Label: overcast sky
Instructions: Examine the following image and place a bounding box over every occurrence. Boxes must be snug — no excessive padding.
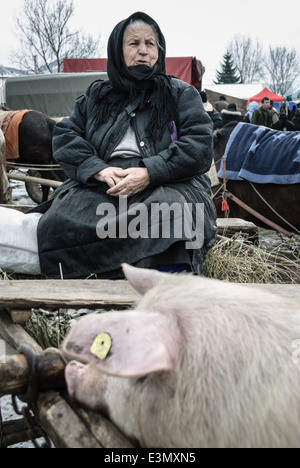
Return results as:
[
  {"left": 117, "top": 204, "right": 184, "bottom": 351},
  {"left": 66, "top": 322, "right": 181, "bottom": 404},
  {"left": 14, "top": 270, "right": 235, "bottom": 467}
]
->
[{"left": 1, "top": 0, "right": 299, "bottom": 86}]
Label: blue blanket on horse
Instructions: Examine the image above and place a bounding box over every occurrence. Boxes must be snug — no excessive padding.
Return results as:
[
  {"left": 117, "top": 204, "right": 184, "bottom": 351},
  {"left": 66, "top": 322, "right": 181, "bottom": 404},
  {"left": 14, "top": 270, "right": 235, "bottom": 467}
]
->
[{"left": 218, "top": 122, "right": 300, "bottom": 184}]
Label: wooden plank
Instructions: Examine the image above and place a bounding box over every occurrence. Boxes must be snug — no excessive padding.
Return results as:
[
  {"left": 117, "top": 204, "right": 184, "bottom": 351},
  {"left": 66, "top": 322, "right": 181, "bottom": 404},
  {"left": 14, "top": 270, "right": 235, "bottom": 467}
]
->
[
  {"left": 0, "top": 312, "right": 42, "bottom": 353},
  {"left": 71, "top": 405, "right": 135, "bottom": 449},
  {"left": 9, "top": 310, "right": 32, "bottom": 324},
  {"left": 240, "top": 284, "right": 300, "bottom": 301},
  {"left": 217, "top": 218, "right": 258, "bottom": 239},
  {"left": 0, "top": 280, "right": 141, "bottom": 310},
  {"left": 217, "top": 218, "right": 257, "bottom": 230},
  {"left": 1, "top": 277, "right": 299, "bottom": 313},
  {"left": 36, "top": 391, "right": 102, "bottom": 448}
]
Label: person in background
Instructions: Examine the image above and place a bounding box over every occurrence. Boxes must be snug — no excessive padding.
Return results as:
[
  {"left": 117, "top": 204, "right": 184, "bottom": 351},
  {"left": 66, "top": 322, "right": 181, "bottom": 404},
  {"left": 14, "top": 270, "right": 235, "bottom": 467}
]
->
[
  {"left": 214, "top": 95, "right": 228, "bottom": 113},
  {"left": 272, "top": 103, "right": 296, "bottom": 131},
  {"left": 290, "top": 105, "right": 297, "bottom": 120},
  {"left": 243, "top": 101, "right": 258, "bottom": 123},
  {"left": 251, "top": 97, "right": 273, "bottom": 128},
  {"left": 292, "top": 104, "right": 300, "bottom": 130},
  {"left": 220, "top": 102, "right": 242, "bottom": 126},
  {"left": 200, "top": 90, "right": 223, "bottom": 130},
  {"left": 269, "top": 100, "right": 279, "bottom": 125}
]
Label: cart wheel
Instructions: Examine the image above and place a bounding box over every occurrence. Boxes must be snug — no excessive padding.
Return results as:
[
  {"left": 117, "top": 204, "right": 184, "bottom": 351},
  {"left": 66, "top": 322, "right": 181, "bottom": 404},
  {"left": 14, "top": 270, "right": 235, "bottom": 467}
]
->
[{"left": 25, "top": 170, "right": 54, "bottom": 204}]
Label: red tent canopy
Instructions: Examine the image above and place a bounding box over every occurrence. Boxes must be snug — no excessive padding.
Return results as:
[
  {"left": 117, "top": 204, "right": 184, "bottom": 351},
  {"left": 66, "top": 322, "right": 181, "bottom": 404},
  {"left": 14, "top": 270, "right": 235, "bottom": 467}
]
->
[
  {"left": 63, "top": 57, "right": 205, "bottom": 89},
  {"left": 247, "top": 87, "right": 284, "bottom": 103}
]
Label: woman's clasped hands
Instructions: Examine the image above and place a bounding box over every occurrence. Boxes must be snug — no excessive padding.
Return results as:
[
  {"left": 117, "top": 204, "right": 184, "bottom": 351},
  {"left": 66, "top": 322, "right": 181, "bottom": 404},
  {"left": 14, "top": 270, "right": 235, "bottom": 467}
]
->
[{"left": 93, "top": 166, "right": 150, "bottom": 197}]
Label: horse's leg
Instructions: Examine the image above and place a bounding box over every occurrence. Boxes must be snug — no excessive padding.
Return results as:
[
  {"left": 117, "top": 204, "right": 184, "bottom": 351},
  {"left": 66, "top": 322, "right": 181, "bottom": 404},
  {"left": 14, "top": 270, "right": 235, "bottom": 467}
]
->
[
  {"left": 0, "top": 130, "right": 12, "bottom": 204},
  {"left": 18, "top": 112, "right": 56, "bottom": 204}
]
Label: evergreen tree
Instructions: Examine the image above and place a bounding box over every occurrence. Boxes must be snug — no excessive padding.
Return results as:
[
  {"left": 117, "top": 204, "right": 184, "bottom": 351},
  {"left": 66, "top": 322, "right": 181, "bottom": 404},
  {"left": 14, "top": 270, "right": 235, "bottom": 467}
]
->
[{"left": 214, "top": 52, "right": 240, "bottom": 84}]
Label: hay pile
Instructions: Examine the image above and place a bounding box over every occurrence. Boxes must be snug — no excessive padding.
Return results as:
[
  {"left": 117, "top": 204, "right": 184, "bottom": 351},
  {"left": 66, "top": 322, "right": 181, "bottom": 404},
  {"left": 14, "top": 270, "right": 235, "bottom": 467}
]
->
[
  {"left": 204, "top": 235, "right": 300, "bottom": 284},
  {"left": 0, "top": 269, "right": 13, "bottom": 281},
  {"left": 23, "top": 310, "right": 72, "bottom": 349}
]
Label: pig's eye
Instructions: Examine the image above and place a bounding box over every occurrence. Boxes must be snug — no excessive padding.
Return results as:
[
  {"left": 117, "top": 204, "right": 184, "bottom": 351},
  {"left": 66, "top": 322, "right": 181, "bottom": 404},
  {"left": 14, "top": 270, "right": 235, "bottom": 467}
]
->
[{"left": 136, "top": 376, "right": 148, "bottom": 385}]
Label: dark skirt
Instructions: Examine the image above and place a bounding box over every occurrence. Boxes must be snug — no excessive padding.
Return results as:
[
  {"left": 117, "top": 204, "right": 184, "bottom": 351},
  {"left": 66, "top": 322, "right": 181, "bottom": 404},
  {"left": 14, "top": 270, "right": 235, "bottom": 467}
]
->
[{"left": 35, "top": 159, "right": 217, "bottom": 279}]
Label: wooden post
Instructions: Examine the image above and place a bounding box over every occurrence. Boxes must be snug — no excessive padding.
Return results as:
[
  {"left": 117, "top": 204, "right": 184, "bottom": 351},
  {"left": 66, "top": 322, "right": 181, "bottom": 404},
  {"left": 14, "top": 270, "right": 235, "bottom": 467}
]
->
[{"left": 0, "top": 348, "right": 66, "bottom": 398}]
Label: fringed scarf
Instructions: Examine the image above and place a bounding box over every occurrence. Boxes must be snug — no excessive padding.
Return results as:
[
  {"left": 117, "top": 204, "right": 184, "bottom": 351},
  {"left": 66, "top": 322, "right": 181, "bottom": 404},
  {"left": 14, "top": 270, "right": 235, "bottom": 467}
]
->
[{"left": 92, "top": 12, "right": 178, "bottom": 141}]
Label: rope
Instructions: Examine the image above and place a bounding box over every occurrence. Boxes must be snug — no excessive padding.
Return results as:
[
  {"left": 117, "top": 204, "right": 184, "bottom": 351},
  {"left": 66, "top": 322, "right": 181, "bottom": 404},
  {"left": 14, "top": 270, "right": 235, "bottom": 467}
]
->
[
  {"left": 221, "top": 157, "right": 229, "bottom": 215},
  {"left": 249, "top": 181, "right": 300, "bottom": 236}
]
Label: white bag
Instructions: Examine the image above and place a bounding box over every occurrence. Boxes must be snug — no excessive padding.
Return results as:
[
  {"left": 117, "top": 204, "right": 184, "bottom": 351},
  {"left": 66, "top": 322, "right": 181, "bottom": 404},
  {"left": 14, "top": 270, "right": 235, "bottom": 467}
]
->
[{"left": 0, "top": 207, "right": 42, "bottom": 274}]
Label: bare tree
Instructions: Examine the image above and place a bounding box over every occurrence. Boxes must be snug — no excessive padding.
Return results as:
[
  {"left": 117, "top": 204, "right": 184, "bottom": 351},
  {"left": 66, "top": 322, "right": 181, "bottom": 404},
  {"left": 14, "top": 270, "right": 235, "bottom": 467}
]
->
[
  {"left": 11, "top": 0, "right": 101, "bottom": 73},
  {"left": 264, "top": 46, "right": 300, "bottom": 96},
  {"left": 228, "top": 35, "right": 265, "bottom": 83}
]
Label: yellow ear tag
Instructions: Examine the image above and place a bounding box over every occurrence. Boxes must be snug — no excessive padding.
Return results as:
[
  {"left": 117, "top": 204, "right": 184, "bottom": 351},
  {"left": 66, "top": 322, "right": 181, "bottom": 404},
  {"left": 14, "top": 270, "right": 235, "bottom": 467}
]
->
[{"left": 90, "top": 333, "right": 112, "bottom": 360}]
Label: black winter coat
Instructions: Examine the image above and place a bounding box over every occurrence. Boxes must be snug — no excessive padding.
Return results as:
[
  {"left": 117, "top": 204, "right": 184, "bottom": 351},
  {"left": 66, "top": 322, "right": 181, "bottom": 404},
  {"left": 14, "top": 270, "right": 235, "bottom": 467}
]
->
[
  {"left": 292, "top": 113, "right": 300, "bottom": 131},
  {"left": 53, "top": 78, "right": 214, "bottom": 188},
  {"left": 272, "top": 114, "right": 296, "bottom": 131},
  {"left": 31, "top": 78, "right": 217, "bottom": 279}
]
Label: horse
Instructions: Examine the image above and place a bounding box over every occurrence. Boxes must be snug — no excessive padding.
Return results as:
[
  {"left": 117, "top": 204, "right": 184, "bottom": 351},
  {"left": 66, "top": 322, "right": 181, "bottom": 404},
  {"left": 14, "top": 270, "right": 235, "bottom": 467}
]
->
[
  {"left": 0, "top": 106, "right": 66, "bottom": 203},
  {"left": 212, "top": 122, "right": 300, "bottom": 235}
]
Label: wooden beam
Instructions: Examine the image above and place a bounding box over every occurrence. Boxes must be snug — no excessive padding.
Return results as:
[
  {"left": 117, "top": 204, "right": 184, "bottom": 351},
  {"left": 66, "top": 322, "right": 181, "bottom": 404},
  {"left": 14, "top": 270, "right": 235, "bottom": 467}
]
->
[
  {"left": 0, "top": 312, "right": 41, "bottom": 352},
  {"left": 70, "top": 404, "right": 135, "bottom": 449},
  {"left": 7, "top": 173, "right": 62, "bottom": 189},
  {"left": 0, "top": 279, "right": 141, "bottom": 310},
  {"left": 0, "top": 349, "right": 65, "bottom": 398},
  {"left": 217, "top": 217, "right": 258, "bottom": 238},
  {"left": 9, "top": 310, "right": 32, "bottom": 324},
  {"left": 36, "top": 391, "right": 103, "bottom": 448}
]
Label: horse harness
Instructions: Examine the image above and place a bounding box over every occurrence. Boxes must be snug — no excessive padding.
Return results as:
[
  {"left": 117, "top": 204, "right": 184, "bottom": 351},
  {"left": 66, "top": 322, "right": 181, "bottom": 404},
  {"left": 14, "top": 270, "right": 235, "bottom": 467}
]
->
[{"left": 211, "top": 157, "right": 297, "bottom": 238}]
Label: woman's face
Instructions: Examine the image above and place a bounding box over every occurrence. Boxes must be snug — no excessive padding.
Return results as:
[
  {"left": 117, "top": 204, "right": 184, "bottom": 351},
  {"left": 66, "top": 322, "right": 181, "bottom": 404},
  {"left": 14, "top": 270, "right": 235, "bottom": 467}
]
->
[{"left": 123, "top": 24, "right": 159, "bottom": 68}]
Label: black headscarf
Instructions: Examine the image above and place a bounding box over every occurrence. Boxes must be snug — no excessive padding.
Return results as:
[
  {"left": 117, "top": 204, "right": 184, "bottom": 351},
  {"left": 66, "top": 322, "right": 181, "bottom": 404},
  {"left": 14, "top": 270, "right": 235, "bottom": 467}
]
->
[{"left": 94, "top": 12, "right": 177, "bottom": 141}]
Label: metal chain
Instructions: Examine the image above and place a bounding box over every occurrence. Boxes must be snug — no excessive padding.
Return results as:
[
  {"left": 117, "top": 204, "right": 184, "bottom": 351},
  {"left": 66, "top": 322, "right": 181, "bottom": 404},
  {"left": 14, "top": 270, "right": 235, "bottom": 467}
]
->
[
  {"left": 12, "top": 344, "right": 52, "bottom": 448},
  {"left": 0, "top": 345, "right": 52, "bottom": 448},
  {"left": 11, "top": 395, "right": 52, "bottom": 449}
]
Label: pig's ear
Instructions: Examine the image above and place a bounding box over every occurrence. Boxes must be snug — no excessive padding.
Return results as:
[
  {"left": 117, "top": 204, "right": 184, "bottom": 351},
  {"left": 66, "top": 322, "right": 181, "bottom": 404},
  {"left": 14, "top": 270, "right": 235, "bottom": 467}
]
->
[
  {"left": 63, "top": 311, "right": 181, "bottom": 377},
  {"left": 122, "top": 263, "right": 169, "bottom": 295}
]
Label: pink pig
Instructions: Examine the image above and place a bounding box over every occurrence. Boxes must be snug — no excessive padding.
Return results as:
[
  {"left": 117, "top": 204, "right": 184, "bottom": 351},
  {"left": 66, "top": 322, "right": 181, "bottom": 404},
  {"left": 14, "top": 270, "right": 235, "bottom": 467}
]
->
[{"left": 62, "top": 264, "right": 300, "bottom": 448}]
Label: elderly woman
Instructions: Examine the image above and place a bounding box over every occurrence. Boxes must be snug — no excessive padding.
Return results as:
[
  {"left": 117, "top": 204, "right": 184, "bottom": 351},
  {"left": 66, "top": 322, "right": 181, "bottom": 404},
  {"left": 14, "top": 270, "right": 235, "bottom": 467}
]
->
[{"left": 0, "top": 12, "right": 216, "bottom": 278}]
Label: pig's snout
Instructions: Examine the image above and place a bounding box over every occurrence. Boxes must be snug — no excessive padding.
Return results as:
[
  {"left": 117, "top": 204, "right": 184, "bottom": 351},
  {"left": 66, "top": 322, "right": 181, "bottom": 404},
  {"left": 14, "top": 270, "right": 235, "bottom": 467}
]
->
[{"left": 65, "top": 361, "right": 86, "bottom": 399}]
